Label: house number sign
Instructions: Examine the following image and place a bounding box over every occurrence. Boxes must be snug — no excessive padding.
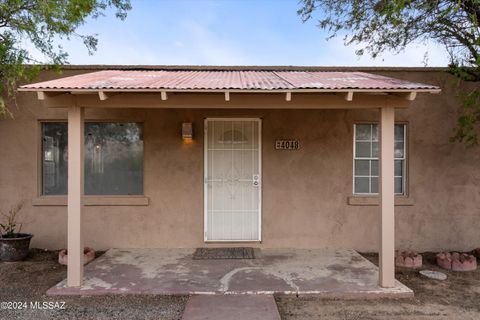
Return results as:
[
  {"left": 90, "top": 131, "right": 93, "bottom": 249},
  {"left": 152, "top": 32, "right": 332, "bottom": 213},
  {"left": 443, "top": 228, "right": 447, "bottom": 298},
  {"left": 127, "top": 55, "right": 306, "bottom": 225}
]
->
[{"left": 275, "top": 139, "right": 300, "bottom": 150}]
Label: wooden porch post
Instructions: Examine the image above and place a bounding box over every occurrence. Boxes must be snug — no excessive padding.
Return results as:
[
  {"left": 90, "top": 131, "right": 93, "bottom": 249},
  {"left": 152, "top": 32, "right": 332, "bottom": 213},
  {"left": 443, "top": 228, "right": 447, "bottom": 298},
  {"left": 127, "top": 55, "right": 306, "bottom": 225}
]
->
[
  {"left": 67, "top": 105, "right": 84, "bottom": 287},
  {"left": 379, "top": 106, "right": 395, "bottom": 288}
]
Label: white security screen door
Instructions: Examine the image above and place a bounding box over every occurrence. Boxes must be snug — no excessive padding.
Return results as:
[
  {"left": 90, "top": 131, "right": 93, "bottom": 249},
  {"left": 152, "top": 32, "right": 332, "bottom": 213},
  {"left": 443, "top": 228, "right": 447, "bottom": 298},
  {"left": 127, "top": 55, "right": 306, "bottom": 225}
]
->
[{"left": 204, "top": 118, "right": 262, "bottom": 241}]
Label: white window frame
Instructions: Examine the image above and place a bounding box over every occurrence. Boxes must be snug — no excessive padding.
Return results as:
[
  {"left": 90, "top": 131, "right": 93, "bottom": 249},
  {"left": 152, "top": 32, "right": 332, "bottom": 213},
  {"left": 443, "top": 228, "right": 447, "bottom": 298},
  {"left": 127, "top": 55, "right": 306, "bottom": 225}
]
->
[{"left": 353, "top": 123, "right": 407, "bottom": 195}]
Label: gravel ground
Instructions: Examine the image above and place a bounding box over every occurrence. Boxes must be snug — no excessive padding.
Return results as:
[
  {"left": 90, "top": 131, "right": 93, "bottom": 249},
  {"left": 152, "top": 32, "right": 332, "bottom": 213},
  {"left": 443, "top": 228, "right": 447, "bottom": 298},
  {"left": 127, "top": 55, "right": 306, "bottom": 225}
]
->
[
  {"left": 276, "top": 252, "right": 480, "bottom": 320},
  {"left": 0, "top": 249, "right": 187, "bottom": 320},
  {"left": 1, "top": 249, "right": 480, "bottom": 320}
]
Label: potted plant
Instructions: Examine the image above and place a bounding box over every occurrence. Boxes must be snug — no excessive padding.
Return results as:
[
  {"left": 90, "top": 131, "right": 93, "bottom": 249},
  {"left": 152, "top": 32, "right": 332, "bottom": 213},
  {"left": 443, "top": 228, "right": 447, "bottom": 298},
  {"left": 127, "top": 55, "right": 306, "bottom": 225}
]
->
[{"left": 0, "top": 202, "right": 33, "bottom": 261}]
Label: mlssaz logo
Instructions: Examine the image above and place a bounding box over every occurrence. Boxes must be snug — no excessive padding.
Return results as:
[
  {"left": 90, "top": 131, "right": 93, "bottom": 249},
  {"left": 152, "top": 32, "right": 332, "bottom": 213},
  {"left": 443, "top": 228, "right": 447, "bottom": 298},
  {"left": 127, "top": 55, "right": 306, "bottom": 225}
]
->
[{"left": 30, "top": 301, "right": 66, "bottom": 310}]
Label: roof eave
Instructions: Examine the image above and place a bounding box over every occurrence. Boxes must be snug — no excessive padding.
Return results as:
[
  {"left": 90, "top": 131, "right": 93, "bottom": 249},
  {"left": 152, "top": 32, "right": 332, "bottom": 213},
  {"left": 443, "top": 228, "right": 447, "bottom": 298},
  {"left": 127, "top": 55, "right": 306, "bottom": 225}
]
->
[{"left": 17, "top": 87, "right": 441, "bottom": 94}]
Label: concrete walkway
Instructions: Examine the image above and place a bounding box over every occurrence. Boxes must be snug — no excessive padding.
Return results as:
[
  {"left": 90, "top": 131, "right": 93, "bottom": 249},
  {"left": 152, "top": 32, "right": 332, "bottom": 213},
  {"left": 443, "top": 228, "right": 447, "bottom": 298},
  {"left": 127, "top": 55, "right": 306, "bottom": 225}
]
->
[
  {"left": 47, "top": 249, "right": 412, "bottom": 298},
  {"left": 182, "top": 295, "right": 280, "bottom": 320}
]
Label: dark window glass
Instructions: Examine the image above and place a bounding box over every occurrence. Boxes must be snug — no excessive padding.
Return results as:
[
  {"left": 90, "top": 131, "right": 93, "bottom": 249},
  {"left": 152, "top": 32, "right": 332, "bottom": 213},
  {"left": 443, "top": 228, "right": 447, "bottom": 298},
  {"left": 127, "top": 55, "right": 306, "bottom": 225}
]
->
[
  {"left": 41, "top": 122, "right": 144, "bottom": 195},
  {"left": 42, "top": 123, "right": 68, "bottom": 195}
]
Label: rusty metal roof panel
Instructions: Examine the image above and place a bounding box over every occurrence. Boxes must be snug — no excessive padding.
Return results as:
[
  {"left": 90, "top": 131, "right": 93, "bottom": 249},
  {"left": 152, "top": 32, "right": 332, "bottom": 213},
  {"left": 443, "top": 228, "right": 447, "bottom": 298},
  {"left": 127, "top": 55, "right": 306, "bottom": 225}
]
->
[
  {"left": 275, "top": 71, "right": 436, "bottom": 90},
  {"left": 20, "top": 69, "right": 439, "bottom": 91}
]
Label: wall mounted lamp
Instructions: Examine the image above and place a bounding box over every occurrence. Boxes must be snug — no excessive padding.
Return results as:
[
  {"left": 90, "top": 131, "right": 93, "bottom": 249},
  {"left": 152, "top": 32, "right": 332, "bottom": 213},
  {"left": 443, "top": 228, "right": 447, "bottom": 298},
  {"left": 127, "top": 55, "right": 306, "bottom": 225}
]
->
[{"left": 182, "top": 122, "right": 193, "bottom": 143}]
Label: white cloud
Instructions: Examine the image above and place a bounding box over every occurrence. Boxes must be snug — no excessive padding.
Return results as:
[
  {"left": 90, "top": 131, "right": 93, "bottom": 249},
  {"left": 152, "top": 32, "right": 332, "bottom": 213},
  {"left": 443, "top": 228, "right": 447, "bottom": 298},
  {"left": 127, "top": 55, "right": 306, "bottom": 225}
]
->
[
  {"left": 315, "top": 36, "right": 449, "bottom": 67},
  {"left": 15, "top": 1, "right": 450, "bottom": 68}
]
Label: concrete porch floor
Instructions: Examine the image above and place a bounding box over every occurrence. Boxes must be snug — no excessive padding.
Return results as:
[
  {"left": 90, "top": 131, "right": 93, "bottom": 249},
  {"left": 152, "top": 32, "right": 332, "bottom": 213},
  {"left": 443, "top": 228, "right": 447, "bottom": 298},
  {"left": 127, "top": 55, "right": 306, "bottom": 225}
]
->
[{"left": 47, "top": 249, "right": 413, "bottom": 298}]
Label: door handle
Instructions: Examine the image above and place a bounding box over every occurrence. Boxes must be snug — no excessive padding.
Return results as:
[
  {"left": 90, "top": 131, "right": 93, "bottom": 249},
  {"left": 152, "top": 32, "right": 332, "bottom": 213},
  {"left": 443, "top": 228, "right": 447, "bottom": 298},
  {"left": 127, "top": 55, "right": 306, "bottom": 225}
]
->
[{"left": 253, "top": 174, "right": 260, "bottom": 186}]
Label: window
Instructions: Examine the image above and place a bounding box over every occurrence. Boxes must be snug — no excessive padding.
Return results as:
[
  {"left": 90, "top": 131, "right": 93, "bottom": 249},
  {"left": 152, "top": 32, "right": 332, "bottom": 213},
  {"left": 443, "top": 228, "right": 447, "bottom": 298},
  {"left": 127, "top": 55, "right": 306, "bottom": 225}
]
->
[
  {"left": 42, "top": 123, "right": 68, "bottom": 195},
  {"left": 353, "top": 123, "right": 406, "bottom": 195},
  {"left": 42, "top": 122, "right": 144, "bottom": 195}
]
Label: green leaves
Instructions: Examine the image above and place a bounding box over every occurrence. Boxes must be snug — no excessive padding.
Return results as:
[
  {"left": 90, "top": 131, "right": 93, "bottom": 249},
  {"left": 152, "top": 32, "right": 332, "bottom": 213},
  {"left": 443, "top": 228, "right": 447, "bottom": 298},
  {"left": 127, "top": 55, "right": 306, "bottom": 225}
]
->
[
  {"left": 0, "top": 0, "right": 131, "bottom": 117},
  {"left": 451, "top": 88, "right": 480, "bottom": 147},
  {"left": 298, "top": 0, "right": 480, "bottom": 147}
]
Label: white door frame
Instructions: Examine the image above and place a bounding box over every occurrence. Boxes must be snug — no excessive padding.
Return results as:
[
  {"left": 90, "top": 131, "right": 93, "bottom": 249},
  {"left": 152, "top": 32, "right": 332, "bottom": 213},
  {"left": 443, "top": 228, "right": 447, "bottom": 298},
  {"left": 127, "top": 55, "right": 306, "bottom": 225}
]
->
[{"left": 203, "top": 117, "right": 262, "bottom": 242}]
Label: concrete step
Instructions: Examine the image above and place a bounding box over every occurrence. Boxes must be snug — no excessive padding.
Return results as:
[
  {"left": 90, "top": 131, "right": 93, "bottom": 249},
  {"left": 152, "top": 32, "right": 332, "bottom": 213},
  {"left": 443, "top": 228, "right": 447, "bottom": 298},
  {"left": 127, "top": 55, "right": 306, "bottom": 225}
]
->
[{"left": 181, "top": 294, "right": 281, "bottom": 320}]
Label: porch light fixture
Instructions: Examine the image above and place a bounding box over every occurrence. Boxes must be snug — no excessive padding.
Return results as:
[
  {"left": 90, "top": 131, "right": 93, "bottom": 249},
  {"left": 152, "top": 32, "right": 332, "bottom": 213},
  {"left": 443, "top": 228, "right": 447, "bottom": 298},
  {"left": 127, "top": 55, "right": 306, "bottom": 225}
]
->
[{"left": 182, "top": 122, "right": 193, "bottom": 143}]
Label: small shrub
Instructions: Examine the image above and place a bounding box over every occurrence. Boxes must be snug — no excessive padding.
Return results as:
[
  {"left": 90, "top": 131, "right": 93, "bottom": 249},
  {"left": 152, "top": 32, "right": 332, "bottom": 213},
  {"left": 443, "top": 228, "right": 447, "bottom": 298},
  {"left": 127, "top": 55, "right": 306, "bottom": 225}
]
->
[{"left": 0, "top": 202, "right": 24, "bottom": 238}]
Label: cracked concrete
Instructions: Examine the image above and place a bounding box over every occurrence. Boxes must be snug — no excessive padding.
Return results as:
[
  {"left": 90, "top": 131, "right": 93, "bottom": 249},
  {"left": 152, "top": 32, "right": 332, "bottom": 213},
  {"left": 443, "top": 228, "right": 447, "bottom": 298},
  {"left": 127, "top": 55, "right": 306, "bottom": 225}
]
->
[{"left": 47, "top": 249, "right": 412, "bottom": 298}]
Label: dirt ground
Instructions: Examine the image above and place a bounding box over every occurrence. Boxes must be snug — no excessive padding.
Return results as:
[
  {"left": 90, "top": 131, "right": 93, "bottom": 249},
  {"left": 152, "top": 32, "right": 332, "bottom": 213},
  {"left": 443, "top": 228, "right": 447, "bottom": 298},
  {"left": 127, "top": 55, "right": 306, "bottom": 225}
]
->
[
  {"left": 0, "top": 250, "right": 479, "bottom": 320},
  {"left": 277, "top": 252, "right": 480, "bottom": 320},
  {"left": 0, "top": 249, "right": 187, "bottom": 320}
]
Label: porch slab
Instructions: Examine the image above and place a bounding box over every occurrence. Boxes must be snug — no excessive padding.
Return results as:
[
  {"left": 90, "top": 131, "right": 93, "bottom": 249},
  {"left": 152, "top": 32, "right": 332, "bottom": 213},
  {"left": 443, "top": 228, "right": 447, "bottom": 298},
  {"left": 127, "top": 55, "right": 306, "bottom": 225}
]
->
[
  {"left": 181, "top": 295, "right": 280, "bottom": 320},
  {"left": 47, "top": 249, "right": 413, "bottom": 298}
]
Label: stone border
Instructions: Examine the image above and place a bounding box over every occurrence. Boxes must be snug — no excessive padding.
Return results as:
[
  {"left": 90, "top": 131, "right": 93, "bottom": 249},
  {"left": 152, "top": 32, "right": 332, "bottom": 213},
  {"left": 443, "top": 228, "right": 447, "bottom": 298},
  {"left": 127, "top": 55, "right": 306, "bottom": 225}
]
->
[
  {"left": 395, "top": 250, "right": 422, "bottom": 268},
  {"left": 59, "top": 247, "right": 96, "bottom": 265},
  {"left": 436, "top": 252, "right": 477, "bottom": 271}
]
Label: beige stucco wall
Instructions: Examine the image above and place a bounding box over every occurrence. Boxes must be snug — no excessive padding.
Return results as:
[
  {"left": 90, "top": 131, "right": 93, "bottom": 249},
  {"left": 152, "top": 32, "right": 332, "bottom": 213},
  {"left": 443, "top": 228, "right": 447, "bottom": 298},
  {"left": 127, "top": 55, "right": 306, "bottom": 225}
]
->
[{"left": 1, "top": 67, "right": 479, "bottom": 252}]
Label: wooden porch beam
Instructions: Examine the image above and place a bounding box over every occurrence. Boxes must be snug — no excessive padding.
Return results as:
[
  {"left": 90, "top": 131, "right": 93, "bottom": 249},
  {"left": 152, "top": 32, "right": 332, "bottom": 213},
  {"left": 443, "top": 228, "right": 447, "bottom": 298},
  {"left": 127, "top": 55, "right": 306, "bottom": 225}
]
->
[
  {"left": 67, "top": 105, "right": 85, "bottom": 287},
  {"left": 33, "top": 91, "right": 414, "bottom": 109},
  {"left": 379, "top": 105, "right": 396, "bottom": 288},
  {"left": 98, "top": 91, "right": 120, "bottom": 101},
  {"left": 161, "top": 91, "right": 168, "bottom": 101},
  {"left": 37, "top": 92, "right": 74, "bottom": 108},
  {"left": 391, "top": 91, "right": 417, "bottom": 101},
  {"left": 98, "top": 91, "right": 109, "bottom": 101},
  {"left": 37, "top": 91, "right": 66, "bottom": 100},
  {"left": 285, "top": 92, "right": 292, "bottom": 102},
  {"left": 65, "top": 93, "right": 411, "bottom": 109},
  {"left": 344, "top": 91, "right": 354, "bottom": 101}
]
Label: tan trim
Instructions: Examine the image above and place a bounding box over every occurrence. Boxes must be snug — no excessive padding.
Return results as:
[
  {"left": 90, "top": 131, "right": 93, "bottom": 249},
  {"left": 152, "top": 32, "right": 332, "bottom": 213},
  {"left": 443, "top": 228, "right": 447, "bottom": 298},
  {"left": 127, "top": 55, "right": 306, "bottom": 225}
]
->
[
  {"left": 342, "top": 91, "right": 354, "bottom": 101},
  {"left": 391, "top": 92, "right": 417, "bottom": 101},
  {"left": 37, "top": 91, "right": 65, "bottom": 100},
  {"left": 405, "top": 121, "right": 411, "bottom": 196},
  {"left": 347, "top": 196, "right": 414, "bottom": 206},
  {"left": 36, "top": 121, "right": 43, "bottom": 197},
  {"left": 285, "top": 92, "right": 292, "bottom": 101},
  {"left": 98, "top": 91, "right": 109, "bottom": 100},
  {"left": 37, "top": 92, "right": 74, "bottom": 107},
  {"left": 32, "top": 196, "right": 150, "bottom": 206},
  {"left": 18, "top": 87, "right": 441, "bottom": 94},
  {"left": 161, "top": 91, "right": 168, "bottom": 101},
  {"left": 39, "top": 92, "right": 414, "bottom": 109}
]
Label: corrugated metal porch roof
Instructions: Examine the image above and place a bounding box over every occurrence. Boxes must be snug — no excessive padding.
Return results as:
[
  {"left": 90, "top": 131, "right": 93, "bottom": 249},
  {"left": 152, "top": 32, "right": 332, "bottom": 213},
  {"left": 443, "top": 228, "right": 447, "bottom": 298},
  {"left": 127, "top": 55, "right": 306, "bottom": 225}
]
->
[{"left": 19, "top": 69, "right": 439, "bottom": 92}]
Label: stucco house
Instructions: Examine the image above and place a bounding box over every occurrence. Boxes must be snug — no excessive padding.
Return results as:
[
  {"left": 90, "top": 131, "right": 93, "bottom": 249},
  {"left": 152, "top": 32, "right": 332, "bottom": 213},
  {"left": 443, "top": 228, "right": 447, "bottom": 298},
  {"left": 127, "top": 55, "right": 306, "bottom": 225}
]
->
[{"left": 2, "top": 65, "right": 478, "bottom": 290}]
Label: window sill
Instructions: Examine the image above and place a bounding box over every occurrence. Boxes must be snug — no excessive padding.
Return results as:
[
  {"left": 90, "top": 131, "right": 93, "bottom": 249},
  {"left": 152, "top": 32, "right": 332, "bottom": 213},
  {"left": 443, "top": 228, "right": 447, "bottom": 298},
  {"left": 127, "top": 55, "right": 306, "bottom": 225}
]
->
[
  {"left": 32, "top": 196, "right": 150, "bottom": 207},
  {"left": 347, "top": 196, "right": 414, "bottom": 206}
]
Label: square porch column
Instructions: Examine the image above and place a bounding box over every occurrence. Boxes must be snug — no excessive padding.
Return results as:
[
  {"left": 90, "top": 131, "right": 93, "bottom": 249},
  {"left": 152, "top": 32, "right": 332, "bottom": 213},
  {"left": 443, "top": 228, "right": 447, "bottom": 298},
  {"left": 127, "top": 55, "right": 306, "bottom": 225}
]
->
[
  {"left": 379, "top": 106, "right": 395, "bottom": 288},
  {"left": 67, "top": 105, "right": 85, "bottom": 287}
]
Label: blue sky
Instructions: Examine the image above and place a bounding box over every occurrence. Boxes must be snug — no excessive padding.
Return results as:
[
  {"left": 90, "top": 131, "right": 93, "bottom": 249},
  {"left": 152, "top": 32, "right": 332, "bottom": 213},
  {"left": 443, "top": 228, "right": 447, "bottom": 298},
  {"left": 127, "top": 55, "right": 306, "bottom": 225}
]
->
[{"left": 46, "top": 0, "right": 449, "bottom": 66}]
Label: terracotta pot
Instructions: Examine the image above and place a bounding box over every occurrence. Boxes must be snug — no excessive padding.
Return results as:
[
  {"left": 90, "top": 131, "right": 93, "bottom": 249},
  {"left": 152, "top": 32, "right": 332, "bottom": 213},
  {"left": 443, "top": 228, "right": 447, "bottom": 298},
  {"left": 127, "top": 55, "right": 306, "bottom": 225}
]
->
[
  {"left": 58, "top": 247, "right": 95, "bottom": 265},
  {"left": 0, "top": 233, "right": 33, "bottom": 261}
]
